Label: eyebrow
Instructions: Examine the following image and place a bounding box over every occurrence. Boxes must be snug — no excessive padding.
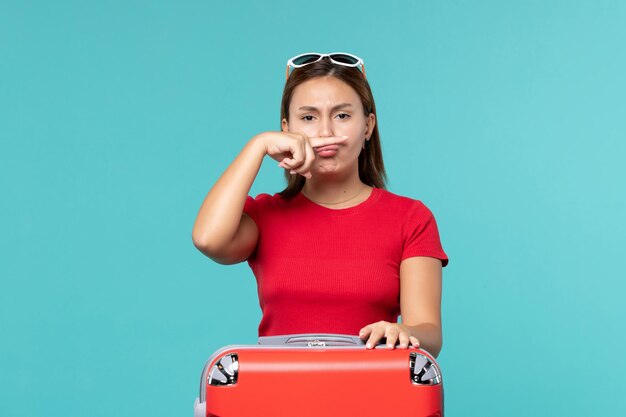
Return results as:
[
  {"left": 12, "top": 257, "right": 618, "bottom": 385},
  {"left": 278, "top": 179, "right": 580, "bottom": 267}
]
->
[{"left": 297, "top": 103, "right": 353, "bottom": 112}]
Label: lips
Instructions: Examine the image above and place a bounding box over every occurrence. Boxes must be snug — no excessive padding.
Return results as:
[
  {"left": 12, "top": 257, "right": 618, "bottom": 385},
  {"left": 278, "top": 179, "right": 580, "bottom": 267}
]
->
[{"left": 315, "top": 145, "right": 339, "bottom": 153}]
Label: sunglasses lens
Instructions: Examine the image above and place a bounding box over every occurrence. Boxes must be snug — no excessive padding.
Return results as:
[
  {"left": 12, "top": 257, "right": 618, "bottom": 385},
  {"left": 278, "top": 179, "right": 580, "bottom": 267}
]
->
[
  {"left": 329, "top": 54, "right": 359, "bottom": 65},
  {"left": 292, "top": 54, "right": 322, "bottom": 66}
]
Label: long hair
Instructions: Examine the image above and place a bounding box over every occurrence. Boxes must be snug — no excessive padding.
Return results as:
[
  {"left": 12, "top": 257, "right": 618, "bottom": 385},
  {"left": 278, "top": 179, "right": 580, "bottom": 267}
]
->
[{"left": 277, "top": 57, "right": 387, "bottom": 200}]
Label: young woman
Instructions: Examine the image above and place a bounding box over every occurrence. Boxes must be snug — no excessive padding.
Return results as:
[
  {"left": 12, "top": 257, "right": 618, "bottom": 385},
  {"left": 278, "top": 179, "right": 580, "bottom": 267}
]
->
[{"left": 192, "top": 53, "right": 449, "bottom": 357}]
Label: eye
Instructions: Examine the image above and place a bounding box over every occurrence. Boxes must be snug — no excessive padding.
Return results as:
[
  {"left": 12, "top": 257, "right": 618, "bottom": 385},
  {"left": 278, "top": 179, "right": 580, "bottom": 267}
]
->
[
  {"left": 301, "top": 115, "right": 315, "bottom": 121},
  {"left": 336, "top": 113, "right": 351, "bottom": 119}
]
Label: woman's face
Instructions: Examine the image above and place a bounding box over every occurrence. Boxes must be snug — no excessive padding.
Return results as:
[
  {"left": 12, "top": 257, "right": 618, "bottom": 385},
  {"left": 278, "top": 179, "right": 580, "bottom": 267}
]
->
[{"left": 282, "top": 76, "right": 375, "bottom": 177}]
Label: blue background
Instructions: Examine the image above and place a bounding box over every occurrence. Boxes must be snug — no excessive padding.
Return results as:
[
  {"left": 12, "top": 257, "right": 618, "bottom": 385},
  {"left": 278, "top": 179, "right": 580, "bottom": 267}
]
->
[{"left": 1, "top": 1, "right": 625, "bottom": 416}]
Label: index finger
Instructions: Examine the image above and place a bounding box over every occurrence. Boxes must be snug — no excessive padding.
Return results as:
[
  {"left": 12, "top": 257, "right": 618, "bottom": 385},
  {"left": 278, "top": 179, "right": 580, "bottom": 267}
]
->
[
  {"left": 366, "top": 328, "right": 386, "bottom": 349},
  {"left": 309, "top": 136, "right": 349, "bottom": 148}
]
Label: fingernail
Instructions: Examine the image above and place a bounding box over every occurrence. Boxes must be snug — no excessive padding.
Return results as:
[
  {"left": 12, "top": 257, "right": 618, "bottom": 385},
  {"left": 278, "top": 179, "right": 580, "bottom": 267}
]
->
[
  {"left": 387, "top": 343, "right": 393, "bottom": 349},
  {"left": 290, "top": 170, "right": 296, "bottom": 174},
  {"left": 366, "top": 343, "right": 371, "bottom": 348}
]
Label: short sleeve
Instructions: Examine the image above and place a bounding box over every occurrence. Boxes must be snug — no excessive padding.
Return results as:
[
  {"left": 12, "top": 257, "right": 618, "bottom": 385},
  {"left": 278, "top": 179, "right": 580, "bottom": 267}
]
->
[
  {"left": 401, "top": 201, "right": 449, "bottom": 267},
  {"left": 243, "top": 193, "right": 274, "bottom": 233},
  {"left": 243, "top": 195, "right": 260, "bottom": 226}
]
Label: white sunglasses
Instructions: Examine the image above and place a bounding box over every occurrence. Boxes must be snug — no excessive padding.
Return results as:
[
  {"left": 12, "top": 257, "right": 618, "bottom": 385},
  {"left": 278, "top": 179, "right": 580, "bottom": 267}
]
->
[{"left": 286, "top": 52, "right": 366, "bottom": 80}]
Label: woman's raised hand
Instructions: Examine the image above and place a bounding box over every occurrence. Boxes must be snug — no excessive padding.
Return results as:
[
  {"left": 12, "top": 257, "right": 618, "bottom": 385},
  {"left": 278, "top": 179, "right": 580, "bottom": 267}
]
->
[{"left": 257, "top": 131, "right": 348, "bottom": 178}]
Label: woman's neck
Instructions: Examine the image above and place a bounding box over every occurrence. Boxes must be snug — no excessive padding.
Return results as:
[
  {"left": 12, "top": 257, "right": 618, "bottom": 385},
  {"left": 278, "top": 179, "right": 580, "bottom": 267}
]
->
[{"left": 301, "top": 174, "right": 371, "bottom": 208}]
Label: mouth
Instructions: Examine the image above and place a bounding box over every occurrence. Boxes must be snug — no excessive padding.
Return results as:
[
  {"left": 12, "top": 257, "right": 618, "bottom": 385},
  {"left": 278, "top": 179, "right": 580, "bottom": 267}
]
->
[{"left": 314, "top": 145, "right": 339, "bottom": 157}]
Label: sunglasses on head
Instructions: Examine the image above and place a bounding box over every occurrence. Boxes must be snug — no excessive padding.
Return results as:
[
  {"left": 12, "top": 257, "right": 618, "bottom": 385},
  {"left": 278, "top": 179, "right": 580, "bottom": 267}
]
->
[{"left": 285, "top": 52, "right": 366, "bottom": 80}]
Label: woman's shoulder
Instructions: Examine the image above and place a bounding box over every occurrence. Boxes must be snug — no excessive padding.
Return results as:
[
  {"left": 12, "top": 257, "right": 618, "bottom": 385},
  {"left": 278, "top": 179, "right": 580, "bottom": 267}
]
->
[
  {"left": 377, "top": 188, "right": 431, "bottom": 212},
  {"left": 247, "top": 192, "right": 289, "bottom": 204},
  {"left": 246, "top": 192, "right": 294, "bottom": 211}
]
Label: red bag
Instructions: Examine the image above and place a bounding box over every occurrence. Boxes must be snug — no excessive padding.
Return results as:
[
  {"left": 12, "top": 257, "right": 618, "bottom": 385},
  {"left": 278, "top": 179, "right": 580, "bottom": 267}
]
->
[{"left": 194, "top": 333, "right": 444, "bottom": 416}]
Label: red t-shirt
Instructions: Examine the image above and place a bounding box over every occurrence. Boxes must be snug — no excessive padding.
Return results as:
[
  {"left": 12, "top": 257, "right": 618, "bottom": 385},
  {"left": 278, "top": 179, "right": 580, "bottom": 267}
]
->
[{"left": 243, "top": 187, "right": 448, "bottom": 337}]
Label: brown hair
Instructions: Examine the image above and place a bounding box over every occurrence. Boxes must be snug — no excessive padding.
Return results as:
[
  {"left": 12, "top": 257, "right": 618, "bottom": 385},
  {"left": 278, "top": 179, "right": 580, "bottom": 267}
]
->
[{"left": 277, "top": 57, "right": 387, "bottom": 200}]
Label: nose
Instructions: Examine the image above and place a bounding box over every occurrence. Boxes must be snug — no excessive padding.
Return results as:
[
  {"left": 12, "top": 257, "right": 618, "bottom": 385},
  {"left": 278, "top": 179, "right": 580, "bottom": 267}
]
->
[{"left": 318, "top": 116, "right": 333, "bottom": 138}]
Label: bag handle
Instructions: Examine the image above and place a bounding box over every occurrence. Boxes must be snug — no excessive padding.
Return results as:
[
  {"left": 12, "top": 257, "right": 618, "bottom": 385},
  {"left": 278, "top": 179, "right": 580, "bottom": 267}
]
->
[{"left": 258, "top": 333, "right": 382, "bottom": 347}]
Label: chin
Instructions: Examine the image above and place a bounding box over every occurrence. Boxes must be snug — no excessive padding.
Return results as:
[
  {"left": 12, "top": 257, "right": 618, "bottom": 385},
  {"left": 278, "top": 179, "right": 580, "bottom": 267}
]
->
[
  {"left": 314, "top": 162, "right": 340, "bottom": 172},
  {"left": 312, "top": 169, "right": 346, "bottom": 180}
]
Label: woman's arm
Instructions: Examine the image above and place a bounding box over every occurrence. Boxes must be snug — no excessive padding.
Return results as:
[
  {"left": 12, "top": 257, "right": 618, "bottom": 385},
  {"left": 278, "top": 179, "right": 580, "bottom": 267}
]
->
[
  {"left": 358, "top": 257, "right": 443, "bottom": 357},
  {"left": 191, "top": 135, "right": 267, "bottom": 264},
  {"left": 399, "top": 256, "right": 443, "bottom": 357},
  {"left": 192, "top": 132, "right": 348, "bottom": 264}
]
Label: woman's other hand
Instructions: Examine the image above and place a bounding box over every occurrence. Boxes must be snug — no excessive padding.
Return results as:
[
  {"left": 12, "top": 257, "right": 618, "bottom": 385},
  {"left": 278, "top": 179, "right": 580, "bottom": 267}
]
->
[
  {"left": 256, "top": 131, "right": 348, "bottom": 178},
  {"left": 358, "top": 321, "right": 421, "bottom": 350}
]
